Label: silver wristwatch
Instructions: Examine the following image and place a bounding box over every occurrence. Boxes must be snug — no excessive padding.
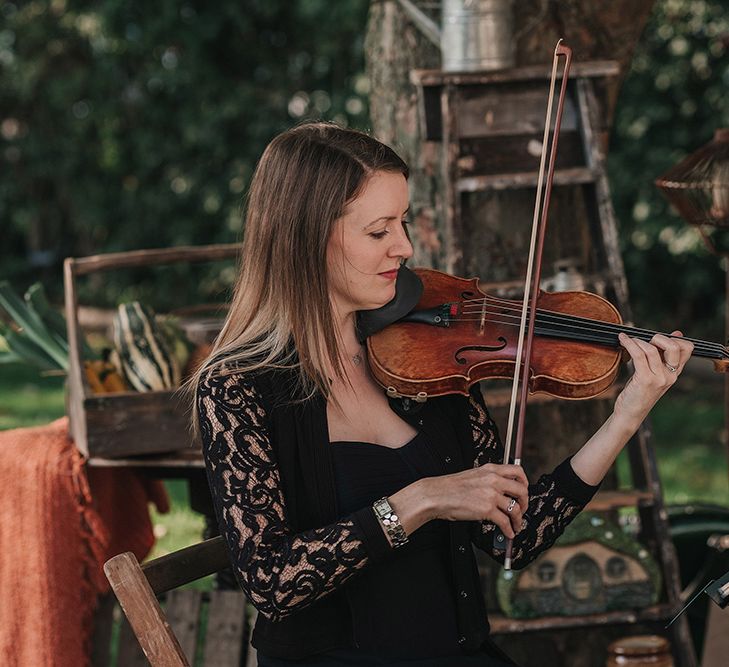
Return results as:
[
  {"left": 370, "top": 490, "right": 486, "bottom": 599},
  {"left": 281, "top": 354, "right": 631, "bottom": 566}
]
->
[{"left": 373, "top": 496, "right": 409, "bottom": 548}]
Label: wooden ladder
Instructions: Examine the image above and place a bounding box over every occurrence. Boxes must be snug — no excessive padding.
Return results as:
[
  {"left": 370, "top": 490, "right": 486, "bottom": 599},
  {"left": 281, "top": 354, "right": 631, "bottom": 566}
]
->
[{"left": 412, "top": 61, "right": 697, "bottom": 667}]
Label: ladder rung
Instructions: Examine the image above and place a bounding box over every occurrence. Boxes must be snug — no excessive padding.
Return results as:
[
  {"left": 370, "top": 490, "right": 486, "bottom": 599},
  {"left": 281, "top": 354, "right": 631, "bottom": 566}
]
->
[{"left": 457, "top": 167, "right": 596, "bottom": 192}]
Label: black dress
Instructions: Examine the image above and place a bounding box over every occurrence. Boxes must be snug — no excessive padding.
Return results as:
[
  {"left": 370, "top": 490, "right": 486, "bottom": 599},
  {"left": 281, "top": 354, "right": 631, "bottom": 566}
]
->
[{"left": 258, "top": 431, "right": 517, "bottom": 666}]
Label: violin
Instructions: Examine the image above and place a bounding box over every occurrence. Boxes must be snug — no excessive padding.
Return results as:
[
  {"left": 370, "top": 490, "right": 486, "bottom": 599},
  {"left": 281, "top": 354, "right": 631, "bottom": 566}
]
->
[{"left": 365, "top": 267, "right": 729, "bottom": 402}]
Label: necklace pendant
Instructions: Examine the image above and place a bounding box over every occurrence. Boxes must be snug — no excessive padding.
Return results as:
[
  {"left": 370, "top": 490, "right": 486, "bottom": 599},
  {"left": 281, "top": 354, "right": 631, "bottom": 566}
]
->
[{"left": 352, "top": 353, "right": 362, "bottom": 366}]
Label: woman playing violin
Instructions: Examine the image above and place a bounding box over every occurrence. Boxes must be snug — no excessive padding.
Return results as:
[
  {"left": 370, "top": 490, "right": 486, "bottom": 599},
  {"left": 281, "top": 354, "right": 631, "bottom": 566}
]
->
[{"left": 193, "top": 122, "right": 693, "bottom": 666}]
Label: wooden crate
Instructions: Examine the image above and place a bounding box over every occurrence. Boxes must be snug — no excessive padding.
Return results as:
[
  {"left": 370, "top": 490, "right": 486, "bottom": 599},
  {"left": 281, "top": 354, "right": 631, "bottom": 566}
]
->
[{"left": 63, "top": 244, "right": 240, "bottom": 458}]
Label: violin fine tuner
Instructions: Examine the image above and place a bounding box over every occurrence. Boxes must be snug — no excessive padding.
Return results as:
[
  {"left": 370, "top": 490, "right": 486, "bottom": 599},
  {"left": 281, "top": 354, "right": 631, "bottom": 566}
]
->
[{"left": 386, "top": 386, "right": 429, "bottom": 403}]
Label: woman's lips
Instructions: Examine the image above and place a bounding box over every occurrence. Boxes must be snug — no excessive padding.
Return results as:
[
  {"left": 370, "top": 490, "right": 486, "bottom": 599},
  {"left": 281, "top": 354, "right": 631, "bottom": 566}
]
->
[{"left": 378, "top": 270, "right": 399, "bottom": 280}]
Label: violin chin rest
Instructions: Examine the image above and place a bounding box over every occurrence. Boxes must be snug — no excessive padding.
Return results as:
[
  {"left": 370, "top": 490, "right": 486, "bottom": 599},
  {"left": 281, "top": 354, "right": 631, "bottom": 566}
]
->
[{"left": 355, "top": 265, "right": 424, "bottom": 343}]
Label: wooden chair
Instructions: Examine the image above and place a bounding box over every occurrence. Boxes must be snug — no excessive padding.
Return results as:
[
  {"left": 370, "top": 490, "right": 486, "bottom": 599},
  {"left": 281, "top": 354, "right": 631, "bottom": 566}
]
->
[{"left": 103, "top": 535, "right": 256, "bottom": 667}]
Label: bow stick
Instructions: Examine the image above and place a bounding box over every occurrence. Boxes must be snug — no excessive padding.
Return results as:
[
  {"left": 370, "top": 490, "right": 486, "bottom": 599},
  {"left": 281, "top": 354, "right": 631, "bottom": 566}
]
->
[{"left": 502, "top": 40, "right": 573, "bottom": 570}]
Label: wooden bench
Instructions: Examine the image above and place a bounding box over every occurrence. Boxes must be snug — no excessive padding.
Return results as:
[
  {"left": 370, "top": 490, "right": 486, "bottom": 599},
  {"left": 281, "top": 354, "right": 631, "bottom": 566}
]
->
[{"left": 100, "top": 536, "right": 256, "bottom": 666}]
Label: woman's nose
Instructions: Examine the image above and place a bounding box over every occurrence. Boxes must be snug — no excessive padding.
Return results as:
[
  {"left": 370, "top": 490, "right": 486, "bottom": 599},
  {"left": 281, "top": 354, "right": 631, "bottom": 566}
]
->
[{"left": 390, "top": 221, "right": 414, "bottom": 259}]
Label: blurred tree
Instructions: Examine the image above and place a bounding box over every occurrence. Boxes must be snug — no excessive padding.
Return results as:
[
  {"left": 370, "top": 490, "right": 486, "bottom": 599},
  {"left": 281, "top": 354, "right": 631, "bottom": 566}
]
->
[
  {"left": 609, "top": 0, "right": 729, "bottom": 340},
  {"left": 0, "top": 0, "right": 369, "bottom": 308}
]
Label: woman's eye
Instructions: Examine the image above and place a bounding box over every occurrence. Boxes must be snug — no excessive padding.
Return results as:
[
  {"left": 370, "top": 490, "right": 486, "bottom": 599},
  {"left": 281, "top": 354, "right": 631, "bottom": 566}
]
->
[{"left": 369, "top": 229, "right": 389, "bottom": 239}]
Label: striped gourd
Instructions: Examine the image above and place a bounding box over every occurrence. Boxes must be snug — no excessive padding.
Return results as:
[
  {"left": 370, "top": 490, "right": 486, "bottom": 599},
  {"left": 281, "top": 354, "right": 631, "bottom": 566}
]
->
[{"left": 112, "top": 302, "right": 180, "bottom": 391}]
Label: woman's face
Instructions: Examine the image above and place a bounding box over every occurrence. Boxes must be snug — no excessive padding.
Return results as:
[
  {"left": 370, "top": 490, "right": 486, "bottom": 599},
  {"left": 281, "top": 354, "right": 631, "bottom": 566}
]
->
[{"left": 327, "top": 171, "right": 413, "bottom": 316}]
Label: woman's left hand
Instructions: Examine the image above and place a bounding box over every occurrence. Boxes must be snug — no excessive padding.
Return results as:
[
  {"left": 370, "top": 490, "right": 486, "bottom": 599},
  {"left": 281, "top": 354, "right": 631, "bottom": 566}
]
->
[{"left": 613, "top": 330, "right": 694, "bottom": 428}]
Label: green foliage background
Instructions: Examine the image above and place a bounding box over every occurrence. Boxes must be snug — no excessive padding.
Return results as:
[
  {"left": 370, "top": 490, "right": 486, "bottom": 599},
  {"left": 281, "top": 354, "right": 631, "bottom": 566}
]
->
[
  {"left": 0, "top": 0, "right": 369, "bottom": 309},
  {"left": 608, "top": 0, "right": 729, "bottom": 339},
  {"left": 1, "top": 0, "right": 729, "bottom": 334}
]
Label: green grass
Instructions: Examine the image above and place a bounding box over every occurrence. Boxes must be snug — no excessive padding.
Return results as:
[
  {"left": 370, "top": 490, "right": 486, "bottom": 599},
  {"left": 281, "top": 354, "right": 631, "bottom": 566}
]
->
[
  {"left": 616, "top": 371, "right": 729, "bottom": 506},
  {"left": 0, "top": 363, "right": 66, "bottom": 430}
]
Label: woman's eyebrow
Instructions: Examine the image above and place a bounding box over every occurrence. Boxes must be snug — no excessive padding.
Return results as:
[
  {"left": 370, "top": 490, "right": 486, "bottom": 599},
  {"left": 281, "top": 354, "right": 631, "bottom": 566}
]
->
[{"left": 364, "top": 207, "right": 410, "bottom": 229}]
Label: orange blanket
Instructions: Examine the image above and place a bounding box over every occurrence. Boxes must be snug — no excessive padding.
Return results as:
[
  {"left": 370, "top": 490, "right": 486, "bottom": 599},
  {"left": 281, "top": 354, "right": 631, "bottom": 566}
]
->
[{"left": 0, "top": 417, "right": 169, "bottom": 667}]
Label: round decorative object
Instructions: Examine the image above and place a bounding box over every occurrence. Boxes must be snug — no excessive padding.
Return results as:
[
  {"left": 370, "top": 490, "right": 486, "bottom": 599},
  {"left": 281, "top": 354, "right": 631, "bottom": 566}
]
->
[
  {"left": 496, "top": 512, "right": 661, "bottom": 618},
  {"left": 606, "top": 634, "right": 674, "bottom": 667}
]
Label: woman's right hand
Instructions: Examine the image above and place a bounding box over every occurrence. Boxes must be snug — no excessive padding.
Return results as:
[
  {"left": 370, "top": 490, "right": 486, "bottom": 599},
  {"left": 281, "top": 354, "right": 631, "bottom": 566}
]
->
[{"left": 423, "top": 464, "right": 528, "bottom": 539}]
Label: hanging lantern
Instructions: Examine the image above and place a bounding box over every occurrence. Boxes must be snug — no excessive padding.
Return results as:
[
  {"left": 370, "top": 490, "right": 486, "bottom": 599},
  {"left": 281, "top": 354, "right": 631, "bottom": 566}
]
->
[{"left": 656, "top": 129, "right": 729, "bottom": 255}]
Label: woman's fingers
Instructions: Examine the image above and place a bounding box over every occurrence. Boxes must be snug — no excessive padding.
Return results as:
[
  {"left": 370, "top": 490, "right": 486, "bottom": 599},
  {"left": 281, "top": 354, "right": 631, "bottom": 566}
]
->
[{"left": 619, "top": 332, "right": 694, "bottom": 378}]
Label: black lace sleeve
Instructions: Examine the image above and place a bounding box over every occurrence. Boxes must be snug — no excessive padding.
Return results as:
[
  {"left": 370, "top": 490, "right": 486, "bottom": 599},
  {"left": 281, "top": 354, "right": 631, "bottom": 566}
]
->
[
  {"left": 197, "top": 369, "right": 386, "bottom": 621},
  {"left": 466, "top": 387, "right": 600, "bottom": 569}
]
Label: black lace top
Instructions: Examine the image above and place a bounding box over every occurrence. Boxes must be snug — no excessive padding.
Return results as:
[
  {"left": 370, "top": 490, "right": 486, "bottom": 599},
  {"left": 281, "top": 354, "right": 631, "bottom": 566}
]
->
[{"left": 196, "top": 366, "right": 600, "bottom": 659}]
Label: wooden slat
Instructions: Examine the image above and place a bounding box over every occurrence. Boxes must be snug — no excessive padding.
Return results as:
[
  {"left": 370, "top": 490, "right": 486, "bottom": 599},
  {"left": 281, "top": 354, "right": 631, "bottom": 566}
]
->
[
  {"left": 202, "top": 591, "right": 247, "bottom": 667},
  {"left": 411, "top": 61, "right": 621, "bottom": 87},
  {"left": 116, "top": 616, "right": 150, "bottom": 667},
  {"left": 104, "top": 552, "right": 189, "bottom": 667},
  {"left": 143, "top": 537, "right": 231, "bottom": 595},
  {"left": 165, "top": 591, "right": 202, "bottom": 664},
  {"left": 456, "top": 85, "right": 579, "bottom": 139},
  {"left": 458, "top": 167, "right": 595, "bottom": 192},
  {"left": 88, "top": 450, "right": 205, "bottom": 469},
  {"left": 67, "top": 243, "right": 240, "bottom": 277},
  {"left": 489, "top": 602, "right": 676, "bottom": 635}
]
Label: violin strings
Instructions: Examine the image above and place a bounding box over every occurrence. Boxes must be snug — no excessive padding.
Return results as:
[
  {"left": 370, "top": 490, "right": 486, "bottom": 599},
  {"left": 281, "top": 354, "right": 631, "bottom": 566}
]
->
[
  {"left": 445, "top": 300, "right": 728, "bottom": 359},
  {"left": 455, "top": 306, "right": 727, "bottom": 358},
  {"left": 457, "top": 305, "right": 726, "bottom": 357},
  {"left": 457, "top": 293, "right": 727, "bottom": 355},
  {"left": 456, "top": 295, "right": 728, "bottom": 356},
  {"left": 446, "top": 310, "right": 727, "bottom": 359}
]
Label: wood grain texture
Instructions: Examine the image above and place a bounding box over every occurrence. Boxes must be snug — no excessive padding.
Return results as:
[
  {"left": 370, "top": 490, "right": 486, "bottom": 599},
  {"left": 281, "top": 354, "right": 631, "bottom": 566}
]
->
[{"left": 104, "top": 552, "right": 189, "bottom": 667}]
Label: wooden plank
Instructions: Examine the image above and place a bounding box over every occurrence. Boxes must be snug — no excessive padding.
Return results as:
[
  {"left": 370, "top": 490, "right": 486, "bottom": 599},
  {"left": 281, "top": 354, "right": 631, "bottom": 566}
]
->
[
  {"left": 88, "top": 449, "right": 205, "bottom": 469},
  {"left": 458, "top": 167, "right": 595, "bottom": 193},
  {"left": 104, "top": 552, "right": 189, "bottom": 667},
  {"left": 143, "top": 537, "right": 231, "bottom": 595},
  {"left": 68, "top": 243, "right": 240, "bottom": 277},
  {"left": 82, "top": 391, "right": 192, "bottom": 458},
  {"left": 459, "top": 133, "right": 585, "bottom": 177},
  {"left": 489, "top": 603, "right": 675, "bottom": 635},
  {"left": 701, "top": 603, "right": 729, "bottom": 667},
  {"left": 165, "top": 590, "right": 202, "bottom": 664},
  {"left": 442, "top": 83, "right": 463, "bottom": 274},
  {"left": 411, "top": 61, "right": 621, "bottom": 87},
  {"left": 201, "top": 591, "right": 247, "bottom": 667},
  {"left": 117, "top": 615, "right": 149, "bottom": 667},
  {"left": 456, "top": 84, "right": 578, "bottom": 139}
]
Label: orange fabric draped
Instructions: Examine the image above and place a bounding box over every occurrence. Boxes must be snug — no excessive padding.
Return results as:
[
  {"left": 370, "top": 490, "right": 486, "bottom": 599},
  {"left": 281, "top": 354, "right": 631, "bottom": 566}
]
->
[{"left": 0, "top": 417, "right": 169, "bottom": 667}]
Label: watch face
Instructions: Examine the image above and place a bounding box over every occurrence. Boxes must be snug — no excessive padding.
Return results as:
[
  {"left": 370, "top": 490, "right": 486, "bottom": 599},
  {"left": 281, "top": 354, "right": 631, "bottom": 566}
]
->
[{"left": 374, "top": 498, "right": 392, "bottom": 516}]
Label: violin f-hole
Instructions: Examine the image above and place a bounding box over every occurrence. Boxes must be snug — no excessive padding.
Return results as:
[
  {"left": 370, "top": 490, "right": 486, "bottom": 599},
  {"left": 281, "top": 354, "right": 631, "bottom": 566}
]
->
[{"left": 455, "top": 338, "right": 508, "bottom": 365}]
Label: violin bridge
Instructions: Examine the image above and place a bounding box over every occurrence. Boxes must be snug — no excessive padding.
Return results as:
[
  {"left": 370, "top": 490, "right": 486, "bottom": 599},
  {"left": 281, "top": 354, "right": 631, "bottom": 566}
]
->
[{"left": 479, "top": 299, "right": 487, "bottom": 336}]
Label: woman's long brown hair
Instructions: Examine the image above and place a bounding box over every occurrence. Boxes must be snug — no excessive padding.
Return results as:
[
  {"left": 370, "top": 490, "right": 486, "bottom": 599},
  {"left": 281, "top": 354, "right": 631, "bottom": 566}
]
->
[{"left": 187, "top": 121, "right": 408, "bottom": 434}]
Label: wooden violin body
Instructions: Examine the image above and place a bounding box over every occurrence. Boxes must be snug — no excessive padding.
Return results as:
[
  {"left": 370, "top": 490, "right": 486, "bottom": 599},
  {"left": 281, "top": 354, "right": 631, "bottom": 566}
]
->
[{"left": 367, "top": 269, "right": 624, "bottom": 401}]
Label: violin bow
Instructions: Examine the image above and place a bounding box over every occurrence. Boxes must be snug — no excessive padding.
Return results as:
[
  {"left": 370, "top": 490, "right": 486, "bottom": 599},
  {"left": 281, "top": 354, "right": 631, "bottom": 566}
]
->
[{"left": 501, "top": 40, "right": 573, "bottom": 570}]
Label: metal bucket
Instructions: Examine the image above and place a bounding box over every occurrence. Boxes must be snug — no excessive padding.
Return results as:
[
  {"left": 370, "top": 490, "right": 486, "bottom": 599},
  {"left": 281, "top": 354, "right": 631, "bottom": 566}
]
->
[{"left": 441, "top": 0, "right": 515, "bottom": 72}]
